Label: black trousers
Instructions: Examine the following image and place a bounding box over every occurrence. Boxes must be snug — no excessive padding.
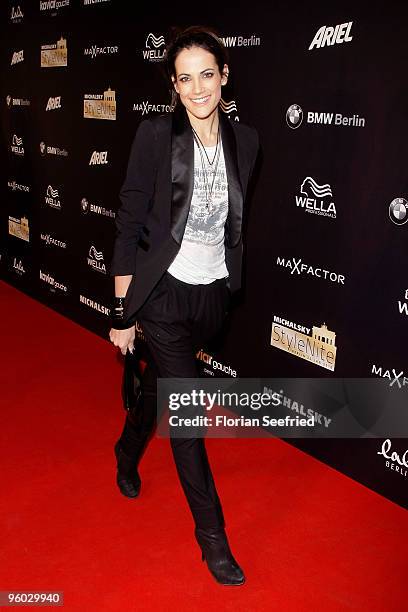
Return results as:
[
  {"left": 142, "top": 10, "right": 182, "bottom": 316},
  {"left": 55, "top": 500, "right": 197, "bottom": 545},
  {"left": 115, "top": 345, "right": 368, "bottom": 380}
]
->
[{"left": 118, "top": 271, "right": 231, "bottom": 529}]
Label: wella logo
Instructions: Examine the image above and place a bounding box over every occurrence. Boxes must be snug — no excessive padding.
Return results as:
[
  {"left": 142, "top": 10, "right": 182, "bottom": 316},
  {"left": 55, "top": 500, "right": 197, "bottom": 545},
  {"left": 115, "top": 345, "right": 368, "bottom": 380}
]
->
[
  {"left": 142, "top": 33, "right": 165, "bottom": 61},
  {"left": 295, "top": 177, "right": 336, "bottom": 218}
]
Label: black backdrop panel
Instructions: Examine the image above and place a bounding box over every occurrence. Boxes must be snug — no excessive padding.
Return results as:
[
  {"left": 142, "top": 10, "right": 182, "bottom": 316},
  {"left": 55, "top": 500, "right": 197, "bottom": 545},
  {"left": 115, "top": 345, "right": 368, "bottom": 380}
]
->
[{"left": 1, "top": 1, "right": 407, "bottom": 509}]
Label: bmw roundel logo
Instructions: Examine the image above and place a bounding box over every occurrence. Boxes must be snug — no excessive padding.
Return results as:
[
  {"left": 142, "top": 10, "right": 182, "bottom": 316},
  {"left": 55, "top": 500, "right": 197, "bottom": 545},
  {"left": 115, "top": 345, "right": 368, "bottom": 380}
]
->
[
  {"left": 81, "top": 197, "right": 89, "bottom": 213},
  {"left": 286, "top": 104, "right": 303, "bottom": 129},
  {"left": 389, "top": 197, "right": 408, "bottom": 225}
]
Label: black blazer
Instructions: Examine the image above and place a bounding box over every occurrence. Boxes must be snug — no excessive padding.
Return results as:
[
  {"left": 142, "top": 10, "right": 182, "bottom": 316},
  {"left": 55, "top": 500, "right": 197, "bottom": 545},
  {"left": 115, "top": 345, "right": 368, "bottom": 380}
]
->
[{"left": 109, "top": 104, "right": 259, "bottom": 324}]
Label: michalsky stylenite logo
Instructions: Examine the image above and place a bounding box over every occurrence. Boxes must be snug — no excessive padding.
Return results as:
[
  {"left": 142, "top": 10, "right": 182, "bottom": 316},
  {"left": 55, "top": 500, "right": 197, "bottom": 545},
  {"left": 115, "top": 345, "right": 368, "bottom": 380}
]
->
[
  {"left": 84, "top": 87, "right": 116, "bottom": 120},
  {"left": 296, "top": 177, "right": 336, "bottom": 218},
  {"left": 271, "top": 316, "right": 337, "bottom": 371},
  {"left": 143, "top": 33, "right": 166, "bottom": 62},
  {"left": 41, "top": 36, "right": 68, "bottom": 67},
  {"left": 286, "top": 104, "right": 365, "bottom": 128},
  {"left": 309, "top": 22, "right": 353, "bottom": 50},
  {"left": 389, "top": 198, "right": 407, "bottom": 226}
]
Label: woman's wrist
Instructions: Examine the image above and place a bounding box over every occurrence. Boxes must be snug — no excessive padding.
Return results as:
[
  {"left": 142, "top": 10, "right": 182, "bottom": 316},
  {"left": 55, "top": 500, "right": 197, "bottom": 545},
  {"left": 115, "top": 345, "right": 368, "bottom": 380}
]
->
[{"left": 110, "top": 297, "right": 133, "bottom": 330}]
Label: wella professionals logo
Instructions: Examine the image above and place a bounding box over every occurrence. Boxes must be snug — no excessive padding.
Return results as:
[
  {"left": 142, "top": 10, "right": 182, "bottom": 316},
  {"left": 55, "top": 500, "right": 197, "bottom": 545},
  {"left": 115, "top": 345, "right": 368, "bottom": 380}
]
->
[
  {"left": 309, "top": 22, "right": 353, "bottom": 50},
  {"left": 41, "top": 37, "right": 68, "bottom": 67},
  {"left": 8, "top": 216, "right": 30, "bottom": 242},
  {"left": 286, "top": 103, "right": 365, "bottom": 128},
  {"left": 87, "top": 245, "right": 106, "bottom": 274},
  {"left": 271, "top": 316, "right": 337, "bottom": 371},
  {"left": 10, "top": 5, "right": 24, "bottom": 22},
  {"left": 143, "top": 33, "right": 166, "bottom": 62},
  {"left": 219, "top": 98, "right": 239, "bottom": 121},
  {"left": 398, "top": 289, "right": 408, "bottom": 316},
  {"left": 46, "top": 96, "right": 62, "bottom": 111},
  {"left": 84, "top": 87, "right": 116, "bottom": 120},
  {"left": 11, "top": 134, "right": 24, "bottom": 156},
  {"left": 44, "top": 185, "right": 62, "bottom": 210},
  {"left": 11, "top": 50, "right": 24, "bottom": 65},
  {"left": 389, "top": 197, "right": 407, "bottom": 226},
  {"left": 296, "top": 177, "right": 336, "bottom": 218}
]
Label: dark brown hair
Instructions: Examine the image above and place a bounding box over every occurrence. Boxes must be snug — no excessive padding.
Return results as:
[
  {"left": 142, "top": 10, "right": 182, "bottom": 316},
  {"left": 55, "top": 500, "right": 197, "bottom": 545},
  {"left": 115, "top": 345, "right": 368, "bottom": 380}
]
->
[{"left": 165, "top": 25, "right": 229, "bottom": 110}]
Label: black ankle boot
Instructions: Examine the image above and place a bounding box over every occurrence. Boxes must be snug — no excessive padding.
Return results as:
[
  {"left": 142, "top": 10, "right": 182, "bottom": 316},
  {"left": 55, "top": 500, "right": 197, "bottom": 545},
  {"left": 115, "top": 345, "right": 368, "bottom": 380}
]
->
[
  {"left": 194, "top": 526, "right": 245, "bottom": 586},
  {"left": 114, "top": 441, "right": 141, "bottom": 498}
]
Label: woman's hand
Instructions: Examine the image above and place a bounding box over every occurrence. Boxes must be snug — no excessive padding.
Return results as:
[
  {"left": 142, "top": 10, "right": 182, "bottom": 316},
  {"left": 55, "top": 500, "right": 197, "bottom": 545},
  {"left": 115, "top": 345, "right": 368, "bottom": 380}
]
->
[{"left": 109, "top": 326, "right": 135, "bottom": 355}]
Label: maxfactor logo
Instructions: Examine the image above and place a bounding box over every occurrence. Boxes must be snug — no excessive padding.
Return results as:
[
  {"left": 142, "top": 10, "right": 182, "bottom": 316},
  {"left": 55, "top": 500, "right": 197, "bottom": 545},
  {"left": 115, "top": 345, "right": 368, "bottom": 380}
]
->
[
  {"left": 271, "top": 316, "right": 337, "bottom": 371},
  {"left": 143, "top": 33, "right": 166, "bottom": 62},
  {"left": 41, "top": 36, "right": 68, "bottom": 67},
  {"left": 84, "top": 87, "right": 116, "bottom": 120}
]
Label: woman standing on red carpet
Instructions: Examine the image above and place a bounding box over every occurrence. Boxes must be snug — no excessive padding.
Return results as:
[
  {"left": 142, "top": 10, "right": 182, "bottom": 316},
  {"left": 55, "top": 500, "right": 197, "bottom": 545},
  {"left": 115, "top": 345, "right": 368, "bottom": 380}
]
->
[{"left": 108, "top": 25, "right": 259, "bottom": 585}]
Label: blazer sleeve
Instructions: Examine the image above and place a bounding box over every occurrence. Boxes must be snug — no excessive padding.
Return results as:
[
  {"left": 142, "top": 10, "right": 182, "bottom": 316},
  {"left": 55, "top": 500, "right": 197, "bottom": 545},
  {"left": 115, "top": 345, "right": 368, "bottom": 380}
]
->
[{"left": 109, "top": 119, "right": 158, "bottom": 276}]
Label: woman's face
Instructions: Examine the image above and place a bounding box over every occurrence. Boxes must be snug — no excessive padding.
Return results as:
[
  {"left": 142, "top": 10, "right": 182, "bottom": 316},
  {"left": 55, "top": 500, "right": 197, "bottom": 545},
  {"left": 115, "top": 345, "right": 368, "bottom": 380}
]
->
[{"left": 171, "top": 45, "right": 228, "bottom": 121}]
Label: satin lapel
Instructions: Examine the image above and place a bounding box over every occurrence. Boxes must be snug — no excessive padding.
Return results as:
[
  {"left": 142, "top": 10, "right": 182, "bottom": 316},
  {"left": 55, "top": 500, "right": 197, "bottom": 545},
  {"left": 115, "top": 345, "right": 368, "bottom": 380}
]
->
[
  {"left": 219, "top": 111, "right": 243, "bottom": 248},
  {"left": 170, "top": 105, "right": 194, "bottom": 245}
]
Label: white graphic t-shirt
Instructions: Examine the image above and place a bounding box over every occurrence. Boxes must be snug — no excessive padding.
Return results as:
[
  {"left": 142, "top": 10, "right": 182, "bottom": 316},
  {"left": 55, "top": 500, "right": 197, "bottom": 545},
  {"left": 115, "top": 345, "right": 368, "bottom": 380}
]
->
[{"left": 167, "top": 137, "right": 229, "bottom": 284}]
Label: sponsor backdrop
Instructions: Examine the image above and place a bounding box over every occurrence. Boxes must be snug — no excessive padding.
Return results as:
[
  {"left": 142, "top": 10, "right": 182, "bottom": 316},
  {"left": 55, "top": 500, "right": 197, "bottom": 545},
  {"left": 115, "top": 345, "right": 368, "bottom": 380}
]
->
[{"left": 1, "top": 1, "right": 407, "bottom": 507}]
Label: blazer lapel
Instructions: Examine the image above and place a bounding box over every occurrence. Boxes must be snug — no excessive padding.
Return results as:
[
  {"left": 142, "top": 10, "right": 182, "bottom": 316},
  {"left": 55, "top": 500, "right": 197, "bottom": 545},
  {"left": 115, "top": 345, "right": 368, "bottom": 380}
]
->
[
  {"left": 219, "top": 110, "right": 243, "bottom": 248},
  {"left": 170, "top": 104, "right": 244, "bottom": 247},
  {"left": 170, "top": 105, "right": 194, "bottom": 245}
]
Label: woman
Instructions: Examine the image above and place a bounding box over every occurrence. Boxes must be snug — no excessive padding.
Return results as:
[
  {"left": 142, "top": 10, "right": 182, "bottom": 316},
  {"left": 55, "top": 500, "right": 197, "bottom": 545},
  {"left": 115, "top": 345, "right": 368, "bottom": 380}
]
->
[{"left": 109, "top": 25, "right": 259, "bottom": 586}]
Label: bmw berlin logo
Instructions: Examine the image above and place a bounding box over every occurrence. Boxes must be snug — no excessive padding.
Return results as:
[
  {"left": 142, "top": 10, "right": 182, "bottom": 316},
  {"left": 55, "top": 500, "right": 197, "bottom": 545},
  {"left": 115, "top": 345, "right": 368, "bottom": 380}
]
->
[
  {"left": 389, "top": 198, "right": 408, "bottom": 225},
  {"left": 286, "top": 104, "right": 303, "bottom": 129}
]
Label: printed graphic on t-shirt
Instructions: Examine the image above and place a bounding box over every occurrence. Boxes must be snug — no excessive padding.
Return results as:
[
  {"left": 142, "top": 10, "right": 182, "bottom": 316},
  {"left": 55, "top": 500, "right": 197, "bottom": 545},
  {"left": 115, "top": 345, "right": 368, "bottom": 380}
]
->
[{"left": 183, "top": 140, "right": 229, "bottom": 246}]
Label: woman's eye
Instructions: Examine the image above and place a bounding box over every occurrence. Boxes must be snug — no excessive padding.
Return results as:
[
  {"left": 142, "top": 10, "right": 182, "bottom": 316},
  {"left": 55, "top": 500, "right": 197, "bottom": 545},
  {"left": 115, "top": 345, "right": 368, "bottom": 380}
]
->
[
  {"left": 204, "top": 72, "right": 214, "bottom": 78},
  {"left": 180, "top": 76, "right": 189, "bottom": 82}
]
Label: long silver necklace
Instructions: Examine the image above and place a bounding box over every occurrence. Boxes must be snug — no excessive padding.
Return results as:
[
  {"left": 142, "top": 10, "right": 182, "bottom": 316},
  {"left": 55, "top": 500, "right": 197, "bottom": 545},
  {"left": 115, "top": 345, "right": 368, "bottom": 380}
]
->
[{"left": 192, "top": 123, "right": 221, "bottom": 210}]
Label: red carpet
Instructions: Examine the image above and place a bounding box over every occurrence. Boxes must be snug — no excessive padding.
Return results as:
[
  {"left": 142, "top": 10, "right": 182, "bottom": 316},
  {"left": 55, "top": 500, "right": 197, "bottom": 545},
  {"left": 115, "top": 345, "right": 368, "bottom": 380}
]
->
[{"left": 1, "top": 280, "right": 407, "bottom": 611}]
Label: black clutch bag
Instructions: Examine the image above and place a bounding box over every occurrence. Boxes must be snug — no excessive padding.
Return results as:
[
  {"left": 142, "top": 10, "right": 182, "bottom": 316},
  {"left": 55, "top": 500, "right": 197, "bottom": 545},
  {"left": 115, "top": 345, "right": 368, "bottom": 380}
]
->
[{"left": 121, "top": 346, "right": 144, "bottom": 424}]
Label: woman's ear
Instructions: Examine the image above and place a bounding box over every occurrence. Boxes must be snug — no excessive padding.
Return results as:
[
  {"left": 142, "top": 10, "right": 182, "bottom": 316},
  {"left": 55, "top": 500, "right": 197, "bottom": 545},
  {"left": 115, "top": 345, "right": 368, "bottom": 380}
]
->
[
  {"left": 221, "top": 64, "right": 229, "bottom": 86},
  {"left": 171, "top": 76, "right": 179, "bottom": 94}
]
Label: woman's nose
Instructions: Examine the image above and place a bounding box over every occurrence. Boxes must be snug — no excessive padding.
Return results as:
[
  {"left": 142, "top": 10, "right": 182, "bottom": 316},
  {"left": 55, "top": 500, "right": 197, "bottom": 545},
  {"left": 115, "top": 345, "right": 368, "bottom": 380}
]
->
[{"left": 191, "top": 77, "right": 204, "bottom": 95}]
